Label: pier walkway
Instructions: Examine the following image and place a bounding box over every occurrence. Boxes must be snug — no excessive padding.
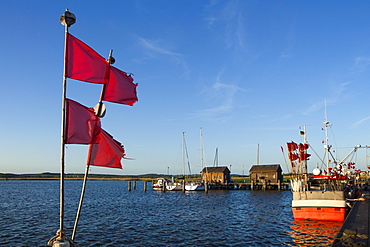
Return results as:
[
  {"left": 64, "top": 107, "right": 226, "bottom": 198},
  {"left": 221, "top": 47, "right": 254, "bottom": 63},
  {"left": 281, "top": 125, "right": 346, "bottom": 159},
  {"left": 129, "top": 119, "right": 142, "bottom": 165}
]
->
[{"left": 332, "top": 191, "right": 370, "bottom": 246}]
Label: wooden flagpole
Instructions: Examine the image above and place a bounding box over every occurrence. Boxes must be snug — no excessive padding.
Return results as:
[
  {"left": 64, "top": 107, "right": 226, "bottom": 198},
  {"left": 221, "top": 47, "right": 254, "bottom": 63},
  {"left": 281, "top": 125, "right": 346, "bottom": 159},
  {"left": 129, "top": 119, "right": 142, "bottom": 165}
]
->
[
  {"left": 48, "top": 9, "right": 76, "bottom": 247},
  {"left": 71, "top": 50, "right": 114, "bottom": 241}
]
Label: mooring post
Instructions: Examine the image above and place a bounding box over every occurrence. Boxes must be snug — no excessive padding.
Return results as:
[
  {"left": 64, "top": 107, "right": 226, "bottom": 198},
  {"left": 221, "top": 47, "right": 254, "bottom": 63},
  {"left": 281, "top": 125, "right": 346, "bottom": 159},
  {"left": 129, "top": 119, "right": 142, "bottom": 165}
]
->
[
  {"left": 144, "top": 182, "right": 147, "bottom": 191},
  {"left": 251, "top": 180, "right": 254, "bottom": 190},
  {"left": 278, "top": 180, "right": 281, "bottom": 191},
  {"left": 128, "top": 181, "right": 131, "bottom": 191},
  {"left": 134, "top": 181, "right": 136, "bottom": 190}
]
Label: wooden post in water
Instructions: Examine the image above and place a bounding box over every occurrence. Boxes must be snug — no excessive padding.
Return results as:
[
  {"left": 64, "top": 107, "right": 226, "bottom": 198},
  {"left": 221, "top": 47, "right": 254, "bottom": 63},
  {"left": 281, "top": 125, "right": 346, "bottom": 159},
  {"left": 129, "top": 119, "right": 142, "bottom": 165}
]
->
[
  {"left": 263, "top": 180, "right": 266, "bottom": 190},
  {"left": 144, "top": 182, "right": 147, "bottom": 191},
  {"left": 182, "top": 180, "right": 185, "bottom": 192},
  {"left": 278, "top": 180, "right": 281, "bottom": 191},
  {"left": 204, "top": 182, "right": 208, "bottom": 193},
  {"left": 251, "top": 180, "right": 254, "bottom": 190},
  {"left": 134, "top": 181, "right": 136, "bottom": 190},
  {"left": 128, "top": 181, "right": 131, "bottom": 191}
]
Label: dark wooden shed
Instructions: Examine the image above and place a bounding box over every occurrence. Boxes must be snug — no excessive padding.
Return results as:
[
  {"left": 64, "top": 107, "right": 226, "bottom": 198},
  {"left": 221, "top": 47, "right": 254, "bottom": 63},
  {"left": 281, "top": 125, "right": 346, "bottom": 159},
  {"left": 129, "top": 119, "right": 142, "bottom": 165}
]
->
[
  {"left": 201, "top": 166, "right": 231, "bottom": 184},
  {"left": 249, "top": 164, "right": 283, "bottom": 183}
]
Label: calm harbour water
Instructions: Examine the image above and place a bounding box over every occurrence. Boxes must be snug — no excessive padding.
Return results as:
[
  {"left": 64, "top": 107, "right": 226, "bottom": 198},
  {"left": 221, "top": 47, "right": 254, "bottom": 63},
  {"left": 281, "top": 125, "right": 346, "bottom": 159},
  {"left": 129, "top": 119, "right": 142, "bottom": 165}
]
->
[{"left": 0, "top": 180, "right": 341, "bottom": 246}]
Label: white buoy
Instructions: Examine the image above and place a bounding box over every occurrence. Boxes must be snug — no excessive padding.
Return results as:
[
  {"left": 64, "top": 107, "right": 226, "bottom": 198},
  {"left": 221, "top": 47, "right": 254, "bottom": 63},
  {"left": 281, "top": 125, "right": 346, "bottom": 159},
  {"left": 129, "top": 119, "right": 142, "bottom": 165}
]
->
[
  {"left": 52, "top": 240, "right": 70, "bottom": 247},
  {"left": 313, "top": 168, "right": 321, "bottom": 176}
]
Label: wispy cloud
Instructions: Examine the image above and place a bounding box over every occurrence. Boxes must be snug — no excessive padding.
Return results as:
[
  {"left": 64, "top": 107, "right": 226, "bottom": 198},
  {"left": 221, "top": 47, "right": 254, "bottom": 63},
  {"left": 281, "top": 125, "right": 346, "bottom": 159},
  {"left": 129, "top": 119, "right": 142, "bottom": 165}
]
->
[
  {"left": 137, "top": 36, "right": 190, "bottom": 76},
  {"left": 352, "top": 57, "right": 370, "bottom": 74},
  {"left": 353, "top": 116, "right": 370, "bottom": 127},
  {"left": 192, "top": 70, "right": 249, "bottom": 121},
  {"left": 303, "top": 81, "right": 353, "bottom": 115},
  {"left": 204, "top": 0, "right": 247, "bottom": 52}
]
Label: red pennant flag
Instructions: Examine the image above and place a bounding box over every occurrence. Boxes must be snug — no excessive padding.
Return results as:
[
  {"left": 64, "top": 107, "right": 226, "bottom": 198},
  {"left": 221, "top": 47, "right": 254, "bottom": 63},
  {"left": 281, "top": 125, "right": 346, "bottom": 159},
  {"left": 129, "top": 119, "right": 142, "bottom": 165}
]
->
[
  {"left": 102, "top": 66, "right": 138, "bottom": 106},
  {"left": 66, "top": 33, "right": 109, "bottom": 84},
  {"left": 87, "top": 129, "right": 125, "bottom": 169},
  {"left": 65, "top": 99, "right": 101, "bottom": 144}
]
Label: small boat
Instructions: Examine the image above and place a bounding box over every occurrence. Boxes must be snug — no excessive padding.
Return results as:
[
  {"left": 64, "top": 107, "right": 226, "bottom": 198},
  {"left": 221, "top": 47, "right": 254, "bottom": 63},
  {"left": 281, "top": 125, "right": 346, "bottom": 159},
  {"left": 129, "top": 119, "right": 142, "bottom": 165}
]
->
[
  {"left": 183, "top": 131, "right": 205, "bottom": 191},
  {"left": 284, "top": 123, "right": 362, "bottom": 222},
  {"left": 152, "top": 178, "right": 167, "bottom": 191},
  {"left": 185, "top": 181, "right": 205, "bottom": 191},
  {"left": 152, "top": 178, "right": 183, "bottom": 191}
]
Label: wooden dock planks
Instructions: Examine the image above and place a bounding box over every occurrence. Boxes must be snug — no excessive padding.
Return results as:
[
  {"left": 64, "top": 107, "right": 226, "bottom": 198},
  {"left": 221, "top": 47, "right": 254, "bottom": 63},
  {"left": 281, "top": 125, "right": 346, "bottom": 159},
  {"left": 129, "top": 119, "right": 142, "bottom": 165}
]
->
[{"left": 332, "top": 192, "right": 370, "bottom": 246}]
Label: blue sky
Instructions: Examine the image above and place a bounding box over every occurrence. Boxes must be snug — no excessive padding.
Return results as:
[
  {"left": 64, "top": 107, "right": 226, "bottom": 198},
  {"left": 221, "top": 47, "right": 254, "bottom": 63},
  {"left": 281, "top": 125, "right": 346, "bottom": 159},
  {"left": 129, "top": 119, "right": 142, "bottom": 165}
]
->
[{"left": 2, "top": 1, "right": 370, "bottom": 175}]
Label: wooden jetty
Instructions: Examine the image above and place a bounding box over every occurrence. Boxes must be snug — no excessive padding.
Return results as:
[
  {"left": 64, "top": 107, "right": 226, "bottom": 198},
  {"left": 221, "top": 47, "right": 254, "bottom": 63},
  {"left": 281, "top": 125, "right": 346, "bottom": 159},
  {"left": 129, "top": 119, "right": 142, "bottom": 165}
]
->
[
  {"left": 332, "top": 191, "right": 370, "bottom": 246},
  {"left": 209, "top": 182, "right": 290, "bottom": 190}
]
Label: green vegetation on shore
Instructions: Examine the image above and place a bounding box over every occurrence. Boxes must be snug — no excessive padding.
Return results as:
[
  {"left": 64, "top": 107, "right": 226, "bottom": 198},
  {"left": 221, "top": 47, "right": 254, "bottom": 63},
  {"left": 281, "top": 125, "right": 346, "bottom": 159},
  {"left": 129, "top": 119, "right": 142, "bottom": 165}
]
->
[{"left": 0, "top": 172, "right": 166, "bottom": 181}]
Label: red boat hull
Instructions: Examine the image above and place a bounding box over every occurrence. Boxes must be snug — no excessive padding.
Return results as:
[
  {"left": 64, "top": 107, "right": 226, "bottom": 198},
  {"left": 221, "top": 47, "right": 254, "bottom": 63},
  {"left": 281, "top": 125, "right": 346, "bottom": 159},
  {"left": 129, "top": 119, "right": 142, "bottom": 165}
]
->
[{"left": 292, "top": 206, "right": 347, "bottom": 221}]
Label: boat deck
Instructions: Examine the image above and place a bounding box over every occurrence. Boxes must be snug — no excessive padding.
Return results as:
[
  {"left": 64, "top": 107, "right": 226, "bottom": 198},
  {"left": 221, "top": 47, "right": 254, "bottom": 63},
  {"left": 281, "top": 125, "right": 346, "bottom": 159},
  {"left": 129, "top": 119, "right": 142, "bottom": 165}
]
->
[{"left": 332, "top": 191, "right": 370, "bottom": 246}]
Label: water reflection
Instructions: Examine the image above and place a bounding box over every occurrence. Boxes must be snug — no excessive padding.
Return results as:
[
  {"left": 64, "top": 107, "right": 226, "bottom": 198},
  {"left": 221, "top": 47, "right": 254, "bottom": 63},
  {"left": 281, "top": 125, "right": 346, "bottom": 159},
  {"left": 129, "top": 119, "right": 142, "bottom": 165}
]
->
[{"left": 288, "top": 219, "right": 341, "bottom": 246}]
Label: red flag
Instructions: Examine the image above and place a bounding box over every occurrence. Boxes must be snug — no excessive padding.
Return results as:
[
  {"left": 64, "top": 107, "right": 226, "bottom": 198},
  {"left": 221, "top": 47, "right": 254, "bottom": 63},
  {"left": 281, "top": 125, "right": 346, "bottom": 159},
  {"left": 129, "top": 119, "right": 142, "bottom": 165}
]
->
[
  {"left": 66, "top": 33, "right": 109, "bottom": 84},
  {"left": 65, "top": 99, "right": 101, "bottom": 144},
  {"left": 87, "top": 129, "right": 125, "bottom": 169},
  {"left": 286, "top": 142, "right": 298, "bottom": 152},
  {"left": 102, "top": 66, "right": 138, "bottom": 106}
]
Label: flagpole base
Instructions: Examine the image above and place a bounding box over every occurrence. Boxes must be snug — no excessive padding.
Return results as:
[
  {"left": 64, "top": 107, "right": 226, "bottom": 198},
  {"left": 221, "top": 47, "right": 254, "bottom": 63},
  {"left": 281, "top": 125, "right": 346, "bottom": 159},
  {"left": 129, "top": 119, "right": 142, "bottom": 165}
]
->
[
  {"left": 52, "top": 240, "right": 71, "bottom": 247},
  {"left": 48, "top": 230, "right": 75, "bottom": 247}
]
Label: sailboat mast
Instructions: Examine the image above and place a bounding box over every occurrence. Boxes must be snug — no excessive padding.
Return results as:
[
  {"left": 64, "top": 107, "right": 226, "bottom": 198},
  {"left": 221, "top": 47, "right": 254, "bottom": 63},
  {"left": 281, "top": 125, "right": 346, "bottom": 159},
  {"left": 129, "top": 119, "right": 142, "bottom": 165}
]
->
[
  {"left": 213, "top": 147, "right": 218, "bottom": 167},
  {"left": 182, "top": 132, "right": 185, "bottom": 178},
  {"left": 200, "top": 128, "right": 204, "bottom": 169}
]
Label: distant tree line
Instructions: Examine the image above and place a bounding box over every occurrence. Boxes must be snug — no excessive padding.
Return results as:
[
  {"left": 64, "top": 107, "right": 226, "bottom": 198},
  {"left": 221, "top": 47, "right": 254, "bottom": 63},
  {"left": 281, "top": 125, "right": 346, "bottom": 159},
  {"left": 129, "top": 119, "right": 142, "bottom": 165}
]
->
[{"left": 0, "top": 172, "right": 171, "bottom": 180}]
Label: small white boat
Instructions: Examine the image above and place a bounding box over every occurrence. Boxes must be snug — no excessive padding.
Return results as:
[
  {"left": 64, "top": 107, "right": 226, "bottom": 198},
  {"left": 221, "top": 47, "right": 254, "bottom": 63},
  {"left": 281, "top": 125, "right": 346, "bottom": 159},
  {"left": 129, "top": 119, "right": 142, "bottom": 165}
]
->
[
  {"left": 152, "top": 178, "right": 167, "bottom": 191},
  {"left": 185, "top": 182, "right": 205, "bottom": 191},
  {"left": 152, "top": 178, "right": 183, "bottom": 191}
]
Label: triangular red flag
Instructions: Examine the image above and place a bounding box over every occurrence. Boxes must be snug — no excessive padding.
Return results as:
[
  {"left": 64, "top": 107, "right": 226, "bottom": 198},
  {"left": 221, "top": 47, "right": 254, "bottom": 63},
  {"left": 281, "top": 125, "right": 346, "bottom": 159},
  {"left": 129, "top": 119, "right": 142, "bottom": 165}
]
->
[
  {"left": 65, "top": 99, "right": 101, "bottom": 144},
  {"left": 87, "top": 129, "right": 125, "bottom": 169},
  {"left": 66, "top": 33, "right": 109, "bottom": 84},
  {"left": 102, "top": 66, "right": 138, "bottom": 106}
]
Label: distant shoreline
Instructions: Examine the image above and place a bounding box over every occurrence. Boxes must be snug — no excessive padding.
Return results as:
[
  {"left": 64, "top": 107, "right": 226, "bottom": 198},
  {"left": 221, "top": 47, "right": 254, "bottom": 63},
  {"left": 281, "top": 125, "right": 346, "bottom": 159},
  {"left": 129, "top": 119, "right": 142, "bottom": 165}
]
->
[{"left": 0, "top": 177, "right": 154, "bottom": 181}]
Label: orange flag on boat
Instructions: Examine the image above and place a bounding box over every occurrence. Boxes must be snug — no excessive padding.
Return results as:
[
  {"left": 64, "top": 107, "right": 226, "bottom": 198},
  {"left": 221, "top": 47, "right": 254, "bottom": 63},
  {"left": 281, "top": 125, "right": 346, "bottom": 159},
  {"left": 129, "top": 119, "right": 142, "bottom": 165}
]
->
[
  {"left": 65, "top": 99, "right": 101, "bottom": 144},
  {"left": 66, "top": 33, "right": 109, "bottom": 84},
  {"left": 87, "top": 129, "right": 125, "bottom": 169},
  {"left": 102, "top": 66, "right": 138, "bottom": 106}
]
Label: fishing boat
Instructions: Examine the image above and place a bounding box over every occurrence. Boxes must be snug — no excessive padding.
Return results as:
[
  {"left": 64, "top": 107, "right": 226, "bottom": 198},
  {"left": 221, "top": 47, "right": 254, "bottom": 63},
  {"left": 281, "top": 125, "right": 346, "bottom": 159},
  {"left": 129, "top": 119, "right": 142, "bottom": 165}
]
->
[{"left": 284, "top": 123, "right": 363, "bottom": 222}]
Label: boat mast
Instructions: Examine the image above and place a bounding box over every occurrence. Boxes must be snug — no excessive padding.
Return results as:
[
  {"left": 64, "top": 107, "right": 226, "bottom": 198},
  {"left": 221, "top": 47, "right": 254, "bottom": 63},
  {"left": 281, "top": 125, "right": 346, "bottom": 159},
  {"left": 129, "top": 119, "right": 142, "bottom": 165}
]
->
[
  {"left": 323, "top": 99, "right": 332, "bottom": 172},
  {"left": 300, "top": 125, "right": 310, "bottom": 175},
  {"left": 213, "top": 147, "right": 218, "bottom": 167},
  {"left": 200, "top": 127, "right": 208, "bottom": 182},
  {"left": 323, "top": 121, "right": 332, "bottom": 173},
  {"left": 182, "top": 132, "right": 185, "bottom": 178}
]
